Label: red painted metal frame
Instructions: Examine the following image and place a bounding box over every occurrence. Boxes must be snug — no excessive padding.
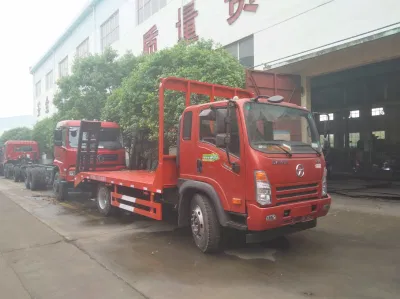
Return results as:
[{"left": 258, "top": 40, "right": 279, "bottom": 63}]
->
[{"left": 111, "top": 191, "right": 162, "bottom": 220}]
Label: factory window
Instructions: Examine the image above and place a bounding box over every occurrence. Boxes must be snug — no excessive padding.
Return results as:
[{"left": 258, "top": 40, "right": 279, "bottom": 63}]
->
[
  {"left": 137, "top": 0, "right": 167, "bottom": 25},
  {"left": 349, "top": 110, "right": 359, "bottom": 118},
  {"left": 224, "top": 35, "right": 254, "bottom": 68},
  {"left": 76, "top": 37, "right": 90, "bottom": 59},
  {"left": 320, "top": 134, "right": 334, "bottom": 148},
  {"left": 319, "top": 113, "right": 334, "bottom": 122},
  {"left": 372, "top": 107, "right": 385, "bottom": 116},
  {"left": 46, "top": 70, "right": 53, "bottom": 90},
  {"left": 348, "top": 132, "right": 360, "bottom": 148},
  {"left": 372, "top": 131, "right": 385, "bottom": 139},
  {"left": 59, "top": 56, "right": 69, "bottom": 78},
  {"left": 35, "top": 81, "right": 41, "bottom": 97},
  {"left": 101, "top": 11, "right": 119, "bottom": 51}
]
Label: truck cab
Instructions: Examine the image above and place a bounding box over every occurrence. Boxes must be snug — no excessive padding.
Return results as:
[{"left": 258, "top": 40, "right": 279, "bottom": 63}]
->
[
  {"left": 52, "top": 120, "right": 126, "bottom": 200},
  {"left": 178, "top": 94, "right": 331, "bottom": 250},
  {"left": 2, "top": 140, "right": 40, "bottom": 180}
]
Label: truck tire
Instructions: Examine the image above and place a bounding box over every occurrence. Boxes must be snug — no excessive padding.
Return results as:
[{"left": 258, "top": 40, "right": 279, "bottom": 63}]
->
[
  {"left": 4, "top": 164, "right": 10, "bottom": 179},
  {"left": 53, "top": 172, "right": 68, "bottom": 201},
  {"left": 190, "top": 194, "right": 221, "bottom": 253},
  {"left": 30, "top": 168, "right": 46, "bottom": 191},
  {"left": 96, "top": 185, "right": 114, "bottom": 216},
  {"left": 13, "top": 166, "right": 20, "bottom": 182},
  {"left": 25, "top": 169, "right": 31, "bottom": 189}
]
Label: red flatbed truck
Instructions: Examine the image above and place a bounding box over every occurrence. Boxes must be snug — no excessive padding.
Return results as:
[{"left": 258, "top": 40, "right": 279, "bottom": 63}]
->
[{"left": 74, "top": 77, "right": 331, "bottom": 253}]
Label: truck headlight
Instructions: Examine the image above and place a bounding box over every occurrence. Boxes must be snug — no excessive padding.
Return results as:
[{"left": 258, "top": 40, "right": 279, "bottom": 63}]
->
[
  {"left": 254, "top": 170, "right": 271, "bottom": 206},
  {"left": 322, "top": 167, "right": 327, "bottom": 197}
]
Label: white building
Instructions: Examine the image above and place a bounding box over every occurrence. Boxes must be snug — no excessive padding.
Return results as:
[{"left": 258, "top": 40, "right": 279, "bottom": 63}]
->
[{"left": 31, "top": 0, "right": 400, "bottom": 136}]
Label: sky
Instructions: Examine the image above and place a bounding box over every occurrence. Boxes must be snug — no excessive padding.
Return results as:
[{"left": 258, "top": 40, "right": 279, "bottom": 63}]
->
[{"left": 0, "top": 0, "right": 88, "bottom": 118}]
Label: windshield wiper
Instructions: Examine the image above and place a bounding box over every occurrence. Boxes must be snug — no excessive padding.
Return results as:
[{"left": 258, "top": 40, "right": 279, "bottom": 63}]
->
[
  {"left": 299, "top": 144, "right": 321, "bottom": 156},
  {"left": 265, "top": 142, "right": 292, "bottom": 158}
]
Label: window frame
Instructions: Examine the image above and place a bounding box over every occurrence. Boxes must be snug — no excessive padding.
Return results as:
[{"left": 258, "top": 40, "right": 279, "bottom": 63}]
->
[
  {"left": 349, "top": 110, "right": 360, "bottom": 119},
  {"left": 45, "top": 70, "right": 53, "bottom": 90},
  {"left": 371, "top": 107, "right": 385, "bottom": 116},
  {"left": 35, "top": 80, "right": 41, "bottom": 97},
  {"left": 137, "top": 0, "right": 168, "bottom": 25},
  {"left": 101, "top": 10, "right": 120, "bottom": 51},
  {"left": 198, "top": 106, "right": 241, "bottom": 158},
  {"left": 182, "top": 111, "right": 193, "bottom": 140},
  {"left": 76, "top": 37, "right": 90, "bottom": 59},
  {"left": 58, "top": 56, "right": 69, "bottom": 78}
]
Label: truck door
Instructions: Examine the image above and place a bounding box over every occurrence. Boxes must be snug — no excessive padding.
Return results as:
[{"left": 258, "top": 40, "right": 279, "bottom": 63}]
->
[
  {"left": 194, "top": 105, "right": 247, "bottom": 214},
  {"left": 53, "top": 127, "right": 68, "bottom": 177}
]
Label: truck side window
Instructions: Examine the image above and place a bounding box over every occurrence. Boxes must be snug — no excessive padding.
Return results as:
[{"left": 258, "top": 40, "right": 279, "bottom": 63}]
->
[
  {"left": 199, "top": 118, "right": 216, "bottom": 145},
  {"left": 182, "top": 111, "right": 192, "bottom": 140},
  {"left": 199, "top": 108, "right": 240, "bottom": 158},
  {"left": 229, "top": 109, "right": 240, "bottom": 158},
  {"left": 61, "top": 128, "right": 67, "bottom": 147}
]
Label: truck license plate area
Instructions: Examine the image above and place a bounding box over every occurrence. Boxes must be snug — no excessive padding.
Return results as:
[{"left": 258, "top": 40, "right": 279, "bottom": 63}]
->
[{"left": 293, "top": 215, "right": 314, "bottom": 224}]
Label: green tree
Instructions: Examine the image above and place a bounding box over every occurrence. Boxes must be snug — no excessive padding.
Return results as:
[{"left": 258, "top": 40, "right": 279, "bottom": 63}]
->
[
  {"left": 32, "top": 116, "right": 58, "bottom": 158},
  {"left": 53, "top": 48, "right": 139, "bottom": 121},
  {"left": 0, "top": 127, "right": 33, "bottom": 145},
  {"left": 102, "top": 40, "right": 245, "bottom": 167}
]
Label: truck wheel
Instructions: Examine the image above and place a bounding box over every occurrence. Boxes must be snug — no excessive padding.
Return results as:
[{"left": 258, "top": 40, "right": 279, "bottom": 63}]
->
[
  {"left": 97, "top": 185, "right": 114, "bottom": 216},
  {"left": 31, "top": 168, "right": 46, "bottom": 191},
  {"left": 13, "top": 166, "right": 20, "bottom": 182},
  {"left": 25, "top": 169, "right": 31, "bottom": 189},
  {"left": 53, "top": 172, "right": 68, "bottom": 201},
  {"left": 4, "top": 164, "right": 10, "bottom": 179},
  {"left": 190, "top": 194, "right": 221, "bottom": 253}
]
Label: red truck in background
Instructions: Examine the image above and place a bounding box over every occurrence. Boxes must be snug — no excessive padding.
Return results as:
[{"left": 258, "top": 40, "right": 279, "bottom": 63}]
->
[
  {"left": 51, "top": 120, "right": 126, "bottom": 200},
  {"left": 1, "top": 140, "right": 40, "bottom": 181},
  {"left": 73, "top": 77, "right": 331, "bottom": 253},
  {"left": 19, "top": 120, "right": 126, "bottom": 194}
]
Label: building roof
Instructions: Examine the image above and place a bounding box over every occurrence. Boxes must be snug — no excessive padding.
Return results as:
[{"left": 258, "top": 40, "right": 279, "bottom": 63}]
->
[{"left": 30, "top": 0, "right": 104, "bottom": 74}]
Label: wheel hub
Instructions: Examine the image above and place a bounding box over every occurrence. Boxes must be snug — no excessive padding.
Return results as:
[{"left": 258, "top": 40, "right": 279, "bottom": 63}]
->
[
  {"left": 191, "top": 206, "right": 204, "bottom": 238},
  {"left": 98, "top": 189, "right": 107, "bottom": 210}
]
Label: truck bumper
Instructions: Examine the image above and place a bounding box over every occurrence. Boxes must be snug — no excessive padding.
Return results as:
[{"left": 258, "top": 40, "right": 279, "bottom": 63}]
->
[
  {"left": 246, "top": 195, "right": 331, "bottom": 231},
  {"left": 246, "top": 219, "right": 317, "bottom": 243}
]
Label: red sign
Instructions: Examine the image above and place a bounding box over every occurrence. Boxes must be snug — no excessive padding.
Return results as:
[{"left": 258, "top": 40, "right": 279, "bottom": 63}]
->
[
  {"left": 143, "top": 25, "right": 158, "bottom": 54},
  {"left": 225, "top": 0, "right": 259, "bottom": 25},
  {"left": 176, "top": 1, "right": 199, "bottom": 41}
]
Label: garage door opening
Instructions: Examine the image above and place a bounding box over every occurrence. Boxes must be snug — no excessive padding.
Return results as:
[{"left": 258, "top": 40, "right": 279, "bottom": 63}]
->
[{"left": 311, "top": 58, "right": 400, "bottom": 181}]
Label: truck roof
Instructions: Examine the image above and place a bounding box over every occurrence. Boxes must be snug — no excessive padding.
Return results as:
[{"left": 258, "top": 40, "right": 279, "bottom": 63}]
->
[
  {"left": 4, "top": 140, "right": 38, "bottom": 145},
  {"left": 56, "top": 120, "right": 120, "bottom": 129},
  {"left": 192, "top": 97, "right": 308, "bottom": 111}
]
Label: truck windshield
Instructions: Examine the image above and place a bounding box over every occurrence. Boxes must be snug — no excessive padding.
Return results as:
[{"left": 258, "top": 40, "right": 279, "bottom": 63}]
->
[
  {"left": 243, "top": 102, "right": 320, "bottom": 154},
  {"left": 69, "top": 127, "right": 123, "bottom": 150},
  {"left": 15, "top": 146, "right": 33, "bottom": 152}
]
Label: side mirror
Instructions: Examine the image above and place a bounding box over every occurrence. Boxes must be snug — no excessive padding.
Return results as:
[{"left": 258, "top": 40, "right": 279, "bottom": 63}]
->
[
  {"left": 199, "top": 108, "right": 216, "bottom": 121},
  {"left": 216, "top": 133, "right": 229, "bottom": 148}
]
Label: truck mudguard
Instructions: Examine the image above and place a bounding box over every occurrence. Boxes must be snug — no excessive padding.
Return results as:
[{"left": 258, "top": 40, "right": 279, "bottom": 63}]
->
[{"left": 178, "top": 179, "right": 229, "bottom": 227}]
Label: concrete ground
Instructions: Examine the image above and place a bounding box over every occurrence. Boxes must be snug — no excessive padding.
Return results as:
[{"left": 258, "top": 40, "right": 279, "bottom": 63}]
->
[{"left": 0, "top": 178, "right": 399, "bottom": 299}]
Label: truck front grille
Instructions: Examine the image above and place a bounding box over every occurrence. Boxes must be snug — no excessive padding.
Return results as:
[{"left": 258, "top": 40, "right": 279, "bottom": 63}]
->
[{"left": 275, "top": 183, "right": 319, "bottom": 203}]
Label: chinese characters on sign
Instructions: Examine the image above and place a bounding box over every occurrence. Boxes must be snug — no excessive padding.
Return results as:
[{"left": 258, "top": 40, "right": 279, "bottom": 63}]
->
[
  {"left": 225, "top": 0, "right": 259, "bottom": 25},
  {"left": 143, "top": 25, "right": 159, "bottom": 54},
  {"left": 176, "top": 0, "right": 199, "bottom": 41}
]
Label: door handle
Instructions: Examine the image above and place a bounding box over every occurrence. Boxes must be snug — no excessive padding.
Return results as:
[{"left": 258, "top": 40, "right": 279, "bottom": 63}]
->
[{"left": 197, "top": 159, "right": 202, "bottom": 173}]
